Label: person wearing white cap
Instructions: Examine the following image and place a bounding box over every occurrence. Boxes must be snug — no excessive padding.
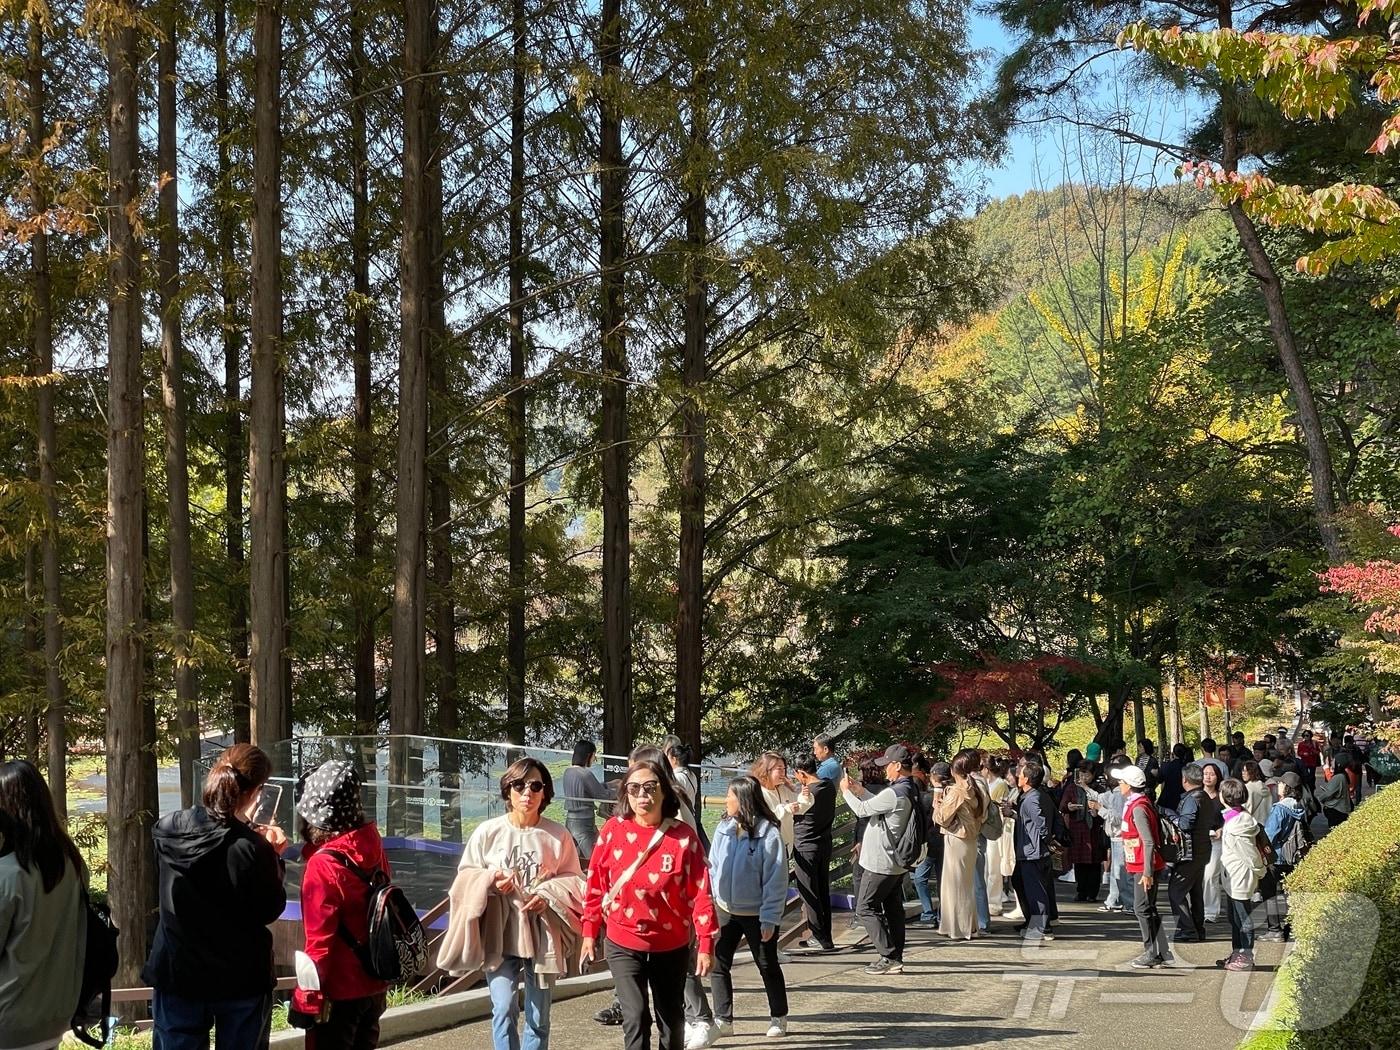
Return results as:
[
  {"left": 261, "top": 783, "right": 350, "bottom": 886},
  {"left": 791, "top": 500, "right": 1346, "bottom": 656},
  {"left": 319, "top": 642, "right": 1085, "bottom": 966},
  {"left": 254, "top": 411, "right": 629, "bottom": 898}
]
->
[
  {"left": 1116, "top": 763, "right": 1171, "bottom": 968},
  {"left": 840, "top": 744, "right": 919, "bottom": 975},
  {"left": 1089, "top": 758, "right": 1134, "bottom": 914}
]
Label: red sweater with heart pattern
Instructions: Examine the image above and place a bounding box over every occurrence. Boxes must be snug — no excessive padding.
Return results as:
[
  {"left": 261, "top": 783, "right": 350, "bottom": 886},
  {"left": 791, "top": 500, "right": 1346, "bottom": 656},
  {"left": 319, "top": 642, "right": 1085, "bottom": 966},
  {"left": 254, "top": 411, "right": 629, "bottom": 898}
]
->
[{"left": 582, "top": 815, "right": 716, "bottom": 954}]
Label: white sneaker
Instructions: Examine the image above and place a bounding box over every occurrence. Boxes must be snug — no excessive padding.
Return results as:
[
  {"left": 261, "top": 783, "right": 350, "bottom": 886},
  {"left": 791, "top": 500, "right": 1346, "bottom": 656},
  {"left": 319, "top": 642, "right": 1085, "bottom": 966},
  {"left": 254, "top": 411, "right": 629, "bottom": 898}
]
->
[
  {"left": 766, "top": 1018, "right": 788, "bottom": 1038},
  {"left": 684, "top": 1021, "right": 717, "bottom": 1049},
  {"left": 714, "top": 1018, "right": 734, "bottom": 1036},
  {"left": 1057, "top": 870, "right": 1076, "bottom": 883}
]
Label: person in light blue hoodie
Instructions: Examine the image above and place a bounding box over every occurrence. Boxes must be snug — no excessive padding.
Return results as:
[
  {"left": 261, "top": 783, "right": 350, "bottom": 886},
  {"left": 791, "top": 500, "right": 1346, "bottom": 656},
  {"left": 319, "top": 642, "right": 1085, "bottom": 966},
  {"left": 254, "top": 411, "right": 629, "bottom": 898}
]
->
[{"left": 708, "top": 775, "right": 790, "bottom": 1040}]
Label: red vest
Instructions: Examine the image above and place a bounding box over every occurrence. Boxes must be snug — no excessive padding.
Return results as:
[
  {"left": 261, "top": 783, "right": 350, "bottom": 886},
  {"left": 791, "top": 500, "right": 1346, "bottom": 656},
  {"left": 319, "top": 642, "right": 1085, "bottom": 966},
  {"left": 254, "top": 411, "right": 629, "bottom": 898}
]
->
[{"left": 1122, "top": 794, "right": 1166, "bottom": 874}]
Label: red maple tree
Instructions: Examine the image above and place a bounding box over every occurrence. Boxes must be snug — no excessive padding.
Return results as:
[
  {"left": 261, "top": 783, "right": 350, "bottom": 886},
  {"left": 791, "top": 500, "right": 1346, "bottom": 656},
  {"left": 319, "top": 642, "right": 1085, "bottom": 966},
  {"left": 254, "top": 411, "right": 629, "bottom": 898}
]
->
[
  {"left": 1320, "top": 524, "right": 1400, "bottom": 668},
  {"left": 925, "top": 654, "right": 1107, "bottom": 754}
]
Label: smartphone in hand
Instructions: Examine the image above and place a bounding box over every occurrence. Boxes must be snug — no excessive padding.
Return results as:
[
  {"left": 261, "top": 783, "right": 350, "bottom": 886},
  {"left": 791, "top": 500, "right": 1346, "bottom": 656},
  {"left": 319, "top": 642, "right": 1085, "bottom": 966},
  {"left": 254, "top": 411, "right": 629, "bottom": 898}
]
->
[{"left": 249, "top": 783, "right": 283, "bottom": 827}]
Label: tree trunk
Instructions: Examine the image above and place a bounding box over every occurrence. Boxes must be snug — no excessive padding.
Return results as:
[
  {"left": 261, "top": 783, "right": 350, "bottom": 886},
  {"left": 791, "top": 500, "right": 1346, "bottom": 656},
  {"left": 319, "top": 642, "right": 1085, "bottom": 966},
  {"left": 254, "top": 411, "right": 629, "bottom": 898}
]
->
[
  {"left": 1153, "top": 678, "right": 1169, "bottom": 755},
  {"left": 105, "top": 7, "right": 156, "bottom": 984},
  {"left": 426, "top": 8, "right": 456, "bottom": 747},
  {"left": 1198, "top": 680, "right": 1211, "bottom": 739},
  {"left": 214, "top": 0, "right": 250, "bottom": 745},
  {"left": 348, "top": 0, "right": 376, "bottom": 736},
  {"left": 23, "top": 544, "right": 41, "bottom": 766},
  {"left": 158, "top": 6, "right": 199, "bottom": 806},
  {"left": 598, "top": 0, "right": 632, "bottom": 755},
  {"left": 674, "top": 48, "right": 708, "bottom": 760},
  {"left": 27, "top": 18, "right": 67, "bottom": 817},
  {"left": 392, "top": 0, "right": 431, "bottom": 741},
  {"left": 1168, "top": 663, "right": 1184, "bottom": 747},
  {"left": 249, "top": 0, "right": 288, "bottom": 746},
  {"left": 505, "top": 0, "right": 528, "bottom": 747},
  {"left": 1214, "top": 2, "right": 1342, "bottom": 561}
]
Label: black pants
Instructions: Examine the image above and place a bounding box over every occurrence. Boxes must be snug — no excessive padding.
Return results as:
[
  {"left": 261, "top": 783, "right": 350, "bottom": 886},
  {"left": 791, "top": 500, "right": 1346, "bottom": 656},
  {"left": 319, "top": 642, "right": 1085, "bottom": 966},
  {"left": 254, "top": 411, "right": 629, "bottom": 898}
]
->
[
  {"left": 1073, "top": 863, "right": 1099, "bottom": 901},
  {"left": 683, "top": 939, "right": 712, "bottom": 1024},
  {"left": 1168, "top": 853, "right": 1206, "bottom": 941},
  {"left": 308, "top": 994, "right": 386, "bottom": 1050},
  {"left": 855, "top": 870, "right": 906, "bottom": 961},
  {"left": 794, "top": 841, "right": 833, "bottom": 947},
  {"left": 710, "top": 911, "right": 788, "bottom": 1022},
  {"left": 1012, "top": 856, "right": 1053, "bottom": 934},
  {"left": 1259, "top": 866, "right": 1286, "bottom": 930},
  {"left": 1133, "top": 873, "right": 1168, "bottom": 960},
  {"left": 607, "top": 940, "right": 689, "bottom": 1050}
]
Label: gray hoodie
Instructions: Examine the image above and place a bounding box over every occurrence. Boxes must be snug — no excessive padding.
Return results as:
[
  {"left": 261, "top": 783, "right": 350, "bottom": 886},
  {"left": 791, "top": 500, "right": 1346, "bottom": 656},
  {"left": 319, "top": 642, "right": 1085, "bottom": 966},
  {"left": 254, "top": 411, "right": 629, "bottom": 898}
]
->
[{"left": 0, "top": 854, "right": 86, "bottom": 1049}]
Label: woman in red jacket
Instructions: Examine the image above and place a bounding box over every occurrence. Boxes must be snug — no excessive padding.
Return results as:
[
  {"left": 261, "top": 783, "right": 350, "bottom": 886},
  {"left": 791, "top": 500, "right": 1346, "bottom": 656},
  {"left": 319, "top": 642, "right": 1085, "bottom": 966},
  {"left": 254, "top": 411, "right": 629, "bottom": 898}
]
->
[
  {"left": 292, "top": 761, "right": 391, "bottom": 1050},
  {"left": 581, "top": 758, "right": 715, "bottom": 1050}
]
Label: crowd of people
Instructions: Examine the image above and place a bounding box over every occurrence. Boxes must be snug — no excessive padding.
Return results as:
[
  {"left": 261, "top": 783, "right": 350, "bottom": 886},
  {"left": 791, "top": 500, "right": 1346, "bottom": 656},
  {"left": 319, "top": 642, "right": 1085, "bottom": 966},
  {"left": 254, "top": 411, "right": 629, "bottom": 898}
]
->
[{"left": 0, "top": 724, "right": 1390, "bottom": 1050}]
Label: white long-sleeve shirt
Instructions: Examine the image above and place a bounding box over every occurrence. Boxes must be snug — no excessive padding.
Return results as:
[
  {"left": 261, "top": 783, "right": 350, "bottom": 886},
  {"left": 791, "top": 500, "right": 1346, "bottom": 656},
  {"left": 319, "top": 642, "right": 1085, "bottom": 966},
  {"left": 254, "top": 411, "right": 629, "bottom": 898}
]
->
[{"left": 762, "top": 782, "right": 813, "bottom": 852}]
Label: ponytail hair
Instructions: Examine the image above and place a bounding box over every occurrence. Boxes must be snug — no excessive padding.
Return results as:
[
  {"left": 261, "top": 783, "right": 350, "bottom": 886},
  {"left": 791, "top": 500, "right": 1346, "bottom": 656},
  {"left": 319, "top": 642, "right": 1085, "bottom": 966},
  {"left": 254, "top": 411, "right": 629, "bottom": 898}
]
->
[{"left": 203, "top": 743, "right": 272, "bottom": 823}]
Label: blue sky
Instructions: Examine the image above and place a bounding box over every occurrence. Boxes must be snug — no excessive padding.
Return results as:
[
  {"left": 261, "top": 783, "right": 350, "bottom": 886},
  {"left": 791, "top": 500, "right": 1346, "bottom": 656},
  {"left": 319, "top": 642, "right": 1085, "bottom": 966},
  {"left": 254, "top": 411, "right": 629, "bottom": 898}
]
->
[
  {"left": 965, "top": 11, "right": 1203, "bottom": 203},
  {"left": 969, "top": 12, "right": 1039, "bottom": 200}
]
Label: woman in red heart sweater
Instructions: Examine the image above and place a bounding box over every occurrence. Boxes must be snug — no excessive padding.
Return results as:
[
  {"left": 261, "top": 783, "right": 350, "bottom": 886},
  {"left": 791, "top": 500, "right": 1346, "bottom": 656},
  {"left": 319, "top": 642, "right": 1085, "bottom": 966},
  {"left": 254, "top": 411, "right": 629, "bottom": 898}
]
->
[{"left": 581, "top": 758, "right": 716, "bottom": 1050}]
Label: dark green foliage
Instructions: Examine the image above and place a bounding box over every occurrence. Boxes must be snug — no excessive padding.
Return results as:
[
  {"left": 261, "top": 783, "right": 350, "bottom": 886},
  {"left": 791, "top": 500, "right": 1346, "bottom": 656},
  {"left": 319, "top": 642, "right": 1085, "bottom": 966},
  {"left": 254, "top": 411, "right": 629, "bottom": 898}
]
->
[{"left": 1278, "top": 783, "right": 1400, "bottom": 1047}]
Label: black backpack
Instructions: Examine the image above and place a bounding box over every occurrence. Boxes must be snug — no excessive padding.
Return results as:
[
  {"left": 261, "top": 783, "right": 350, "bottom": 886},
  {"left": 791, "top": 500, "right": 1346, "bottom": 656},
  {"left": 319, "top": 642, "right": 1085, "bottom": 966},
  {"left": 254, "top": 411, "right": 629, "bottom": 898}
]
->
[
  {"left": 1157, "top": 808, "right": 1192, "bottom": 865},
  {"left": 71, "top": 887, "right": 119, "bottom": 1048},
  {"left": 880, "top": 778, "right": 928, "bottom": 871},
  {"left": 323, "top": 851, "right": 428, "bottom": 982},
  {"left": 1277, "top": 808, "right": 1313, "bottom": 871}
]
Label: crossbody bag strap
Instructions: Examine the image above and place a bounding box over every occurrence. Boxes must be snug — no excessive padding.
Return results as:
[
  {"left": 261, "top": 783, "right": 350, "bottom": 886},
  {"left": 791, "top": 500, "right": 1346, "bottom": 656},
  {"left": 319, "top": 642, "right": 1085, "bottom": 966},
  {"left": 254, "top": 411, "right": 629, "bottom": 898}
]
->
[{"left": 602, "top": 819, "right": 675, "bottom": 911}]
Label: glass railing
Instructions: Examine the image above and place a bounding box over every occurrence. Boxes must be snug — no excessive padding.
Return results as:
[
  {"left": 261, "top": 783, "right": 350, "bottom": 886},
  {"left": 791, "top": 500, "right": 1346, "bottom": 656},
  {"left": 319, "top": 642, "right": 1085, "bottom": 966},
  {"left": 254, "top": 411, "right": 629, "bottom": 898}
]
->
[{"left": 200, "top": 734, "right": 748, "bottom": 913}]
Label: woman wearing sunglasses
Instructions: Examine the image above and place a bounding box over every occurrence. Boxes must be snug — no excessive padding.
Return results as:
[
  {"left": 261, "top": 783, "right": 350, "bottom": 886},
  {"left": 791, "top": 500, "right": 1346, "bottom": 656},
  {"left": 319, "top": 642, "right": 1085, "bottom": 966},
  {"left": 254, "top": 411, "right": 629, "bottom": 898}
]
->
[
  {"left": 459, "top": 758, "right": 584, "bottom": 1050},
  {"left": 581, "top": 758, "right": 716, "bottom": 1050}
]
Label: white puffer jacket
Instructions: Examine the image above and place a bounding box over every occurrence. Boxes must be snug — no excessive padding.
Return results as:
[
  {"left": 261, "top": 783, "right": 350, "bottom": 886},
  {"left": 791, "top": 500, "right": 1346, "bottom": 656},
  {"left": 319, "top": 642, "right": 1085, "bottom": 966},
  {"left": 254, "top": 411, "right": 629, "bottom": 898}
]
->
[{"left": 1220, "top": 809, "right": 1266, "bottom": 900}]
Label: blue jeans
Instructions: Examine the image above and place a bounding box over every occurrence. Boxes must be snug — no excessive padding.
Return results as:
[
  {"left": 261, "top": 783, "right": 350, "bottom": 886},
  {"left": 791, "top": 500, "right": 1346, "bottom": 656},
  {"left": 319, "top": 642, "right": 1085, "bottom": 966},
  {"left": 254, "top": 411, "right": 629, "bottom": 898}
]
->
[
  {"left": 913, "top": 852, "right": 938, "bottom": 920},
  {"left": 487, "top": 955, "right": 552, "bottom": 1050},
  {"left": 1105, "top": 839, "right": 1133, "bottom": 908},
  {"left": 152, "top": 989, "right": 272, "bottom": 1050},
  {"left": 1228, "top": 895, "right": 1255, "bottom": 953},
  {"left": 974, "top": 838, "right": 990, "bottom": 930}
]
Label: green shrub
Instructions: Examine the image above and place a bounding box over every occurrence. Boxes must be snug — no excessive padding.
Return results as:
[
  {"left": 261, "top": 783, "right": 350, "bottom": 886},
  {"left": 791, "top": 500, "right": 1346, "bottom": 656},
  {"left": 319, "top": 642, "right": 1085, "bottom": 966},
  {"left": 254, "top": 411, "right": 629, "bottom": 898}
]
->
[{"left": 1268, "top": 783, "right": 1400, "bottom": 1049}]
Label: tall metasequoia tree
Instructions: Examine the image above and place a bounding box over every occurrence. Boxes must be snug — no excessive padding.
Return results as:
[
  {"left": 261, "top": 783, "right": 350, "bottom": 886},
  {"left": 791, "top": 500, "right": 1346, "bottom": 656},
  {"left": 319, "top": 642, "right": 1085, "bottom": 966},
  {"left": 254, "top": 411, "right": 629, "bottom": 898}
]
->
[
  {"left": 27, "top": 15, "right": 66, "bottom": 815},
  {"left": 348, "top": 0, "right": 376, "bottom": 735},
  {"left": 105, "top": 0, "right": 156, "bottom": 984},
  {"left": 215, "top": 0, "right": 251, "bottom": 743},
  {"left": 249, "top": 0, "right": 289, "bottom": 745},
  {"left": 426, "top": 9, "right": 456, "bottom": 744},
  {"left": 505, "top": 0, "right": 527, "bottom": 746},
  {"left": 391, "top": 0, "right": 431, "bottom": 742},
  {"left": 674, "top": 5, "right": 709, "bottom": 759},
  {"left": 598, "top": 0, "right": 632, "bottom": 755},
  {"left": 157, "top": 0, "right": 199, "bottom": 805}
]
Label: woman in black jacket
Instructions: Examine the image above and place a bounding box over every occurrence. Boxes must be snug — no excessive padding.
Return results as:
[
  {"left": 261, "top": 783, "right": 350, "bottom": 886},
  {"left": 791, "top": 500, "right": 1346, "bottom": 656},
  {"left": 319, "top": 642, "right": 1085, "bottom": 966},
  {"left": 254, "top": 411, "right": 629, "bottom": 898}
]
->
[{"left": 144, "top": 743, "right": 289, "bottom": 1050}]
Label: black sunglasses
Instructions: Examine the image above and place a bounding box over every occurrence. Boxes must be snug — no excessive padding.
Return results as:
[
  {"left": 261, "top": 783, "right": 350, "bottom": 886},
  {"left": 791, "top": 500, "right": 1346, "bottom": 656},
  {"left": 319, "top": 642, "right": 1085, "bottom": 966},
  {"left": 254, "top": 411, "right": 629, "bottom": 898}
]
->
[{"left": 509, "top": 779, "right": 546, "bottom": 795}]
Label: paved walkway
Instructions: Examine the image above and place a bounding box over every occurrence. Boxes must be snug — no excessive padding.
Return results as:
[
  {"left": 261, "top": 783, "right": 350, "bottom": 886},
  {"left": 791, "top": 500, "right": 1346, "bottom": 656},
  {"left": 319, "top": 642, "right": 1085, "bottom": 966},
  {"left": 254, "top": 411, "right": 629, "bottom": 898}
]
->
[{"left": 400, "top": 887, "right": 1281, "bottom": 1050}]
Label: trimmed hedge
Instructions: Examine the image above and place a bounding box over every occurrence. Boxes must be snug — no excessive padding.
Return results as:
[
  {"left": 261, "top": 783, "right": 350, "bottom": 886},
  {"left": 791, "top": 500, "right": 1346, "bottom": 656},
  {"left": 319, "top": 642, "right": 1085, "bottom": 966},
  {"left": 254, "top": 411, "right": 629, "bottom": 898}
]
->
[{"left": 1268, "top": 782, "right": 1400, "bottom": 1049}]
